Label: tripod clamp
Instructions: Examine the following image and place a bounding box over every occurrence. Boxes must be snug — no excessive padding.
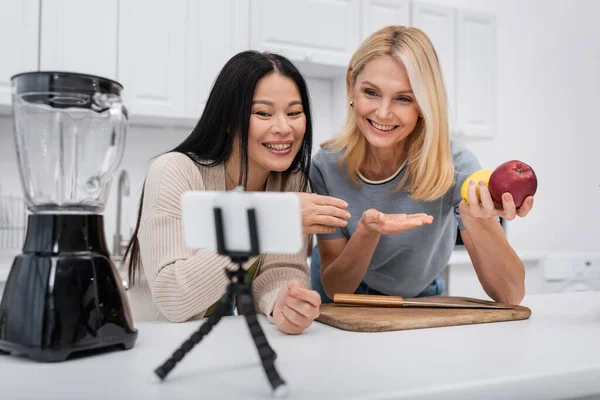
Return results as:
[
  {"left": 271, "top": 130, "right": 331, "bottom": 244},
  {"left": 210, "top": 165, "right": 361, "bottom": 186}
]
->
[{"left": 154, "top": 192, "right": 288, "bottom": 397}]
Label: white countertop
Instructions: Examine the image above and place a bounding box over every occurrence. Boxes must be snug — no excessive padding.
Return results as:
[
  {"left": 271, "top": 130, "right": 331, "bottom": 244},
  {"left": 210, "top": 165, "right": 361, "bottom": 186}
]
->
[{"left": 1, "top": 291, "right": 599, "bottom": 399}]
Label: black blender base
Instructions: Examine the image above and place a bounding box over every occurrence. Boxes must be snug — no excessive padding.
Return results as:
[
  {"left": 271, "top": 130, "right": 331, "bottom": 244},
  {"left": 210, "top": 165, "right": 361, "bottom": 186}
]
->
[
  {"left": 0, "top": 333, "right": 137, "bottom": 362},
  {"left": 0, "top": 214, "right": 139, "bottom": 362}
]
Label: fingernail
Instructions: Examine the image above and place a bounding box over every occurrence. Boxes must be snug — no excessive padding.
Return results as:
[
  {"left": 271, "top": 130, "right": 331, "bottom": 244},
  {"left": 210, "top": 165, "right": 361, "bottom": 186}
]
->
[
  {"left": 479, "top": 181, "right": 486, "bottom": 186},
  {"left": 470, "top": 180, "right": 475, "bottom": 186},
  {"left": 503, "top": 193, "right": 511, "bottom": 201},
  {"left": 342, "top": 221, "right": 348, "bottom": 226},
  {"left": 345, "top": 212, "right": 351, "bottom": 218}
]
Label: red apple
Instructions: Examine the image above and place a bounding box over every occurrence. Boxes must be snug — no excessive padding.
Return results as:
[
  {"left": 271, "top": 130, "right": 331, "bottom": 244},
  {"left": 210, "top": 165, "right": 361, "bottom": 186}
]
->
[{"left": 488, "top": 160, "right": 538, "bottom": 209}]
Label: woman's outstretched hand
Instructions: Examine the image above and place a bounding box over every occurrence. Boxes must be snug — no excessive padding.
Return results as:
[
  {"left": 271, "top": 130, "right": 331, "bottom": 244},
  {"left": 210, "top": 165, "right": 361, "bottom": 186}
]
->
[
  {"left": 297, "top": 193, "right": 351, "bottom": 234},
  {"left": 459, "top": 179, "right": 535, "bottom": 221},
  {"left": 359, "top": 208, "right": 434, "bottom": 236}
]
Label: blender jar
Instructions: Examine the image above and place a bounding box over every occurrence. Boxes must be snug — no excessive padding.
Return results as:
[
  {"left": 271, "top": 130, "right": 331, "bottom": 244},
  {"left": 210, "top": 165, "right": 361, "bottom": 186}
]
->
[{"left": 11, "top": 72, "right": 128, "bottom": 214}]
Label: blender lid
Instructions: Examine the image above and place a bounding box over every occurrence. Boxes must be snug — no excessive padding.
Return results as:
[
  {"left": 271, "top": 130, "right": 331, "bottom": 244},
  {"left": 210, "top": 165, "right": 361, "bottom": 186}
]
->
[
  {"left": 11, "top": 71, "right": 124, "bottom": 111},
  {"left": 10, "top": 71, "right": 123, "bottom": 95}
]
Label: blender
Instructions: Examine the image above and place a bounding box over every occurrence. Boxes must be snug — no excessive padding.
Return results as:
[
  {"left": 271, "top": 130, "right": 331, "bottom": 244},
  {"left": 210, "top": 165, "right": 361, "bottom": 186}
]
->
[{"left": 0, "top": 71, "right": 137, "bottom": 361}]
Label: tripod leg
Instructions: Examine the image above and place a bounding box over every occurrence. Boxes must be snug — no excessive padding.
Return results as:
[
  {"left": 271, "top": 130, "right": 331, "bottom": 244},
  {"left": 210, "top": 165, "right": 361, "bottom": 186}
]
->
[
  {"left": 238, "top": 288, "right": 288, "bottom": 397},
  {"left": 154, "top": 284, "right": 235, "bottom": 380}
]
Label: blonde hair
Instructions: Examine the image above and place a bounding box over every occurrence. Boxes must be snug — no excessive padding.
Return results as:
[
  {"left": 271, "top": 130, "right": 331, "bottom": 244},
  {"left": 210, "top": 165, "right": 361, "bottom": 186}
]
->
[{"left": 323, "top": 26, "right": 454, "bottom": 202}]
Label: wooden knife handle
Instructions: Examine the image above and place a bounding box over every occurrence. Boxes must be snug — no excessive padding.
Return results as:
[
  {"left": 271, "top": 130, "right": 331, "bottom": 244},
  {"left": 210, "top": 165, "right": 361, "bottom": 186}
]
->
[{"left": 333, "top": 293, "right": 405, "bottom": 307}]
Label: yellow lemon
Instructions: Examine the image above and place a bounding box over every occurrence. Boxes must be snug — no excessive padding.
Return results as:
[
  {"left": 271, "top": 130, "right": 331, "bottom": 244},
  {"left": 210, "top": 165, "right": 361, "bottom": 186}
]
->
[{"left": 460, "top": 169, "right": 493, "bottom": 203}]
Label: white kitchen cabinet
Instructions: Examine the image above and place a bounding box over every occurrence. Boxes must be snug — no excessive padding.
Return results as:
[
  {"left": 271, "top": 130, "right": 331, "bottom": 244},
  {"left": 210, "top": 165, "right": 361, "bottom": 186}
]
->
[
  {"left": 305, "top": 78, "right": 335, "bottom": 154},
  {"left": 186, "top": 0, "right": 249, "bottom": 119},
  {"left": 0, "top": 0, "right": 39, "bottom": 109},
  {"left": 40, "top": 0, "right": 118, "bottom": 81},
  {"left": 118, "top": 0, "right": 187, "bottom": 119},
  {"left": 362, "top": 0, "right": 410, "bottom": 40},
  {"left": 250, "top": 0, "right": 361, "bottom": 68},
  {"left": 456, "top": 10, "right": 496, "bottom": 139},
  {"left": 411, "top": 2, "right": 496, "bottom": 139},
  {"left": 0, "top": 0, "right": 498, "bottom": 136},
  {"left": 411, "top": 2, "right": 457, "bottom": 134}
]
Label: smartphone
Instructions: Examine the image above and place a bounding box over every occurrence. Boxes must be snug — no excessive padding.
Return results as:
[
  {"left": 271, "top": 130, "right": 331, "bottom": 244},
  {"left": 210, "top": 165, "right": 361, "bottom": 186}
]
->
[{"left": 180, "top": 190, "right": 303, "bottom": 254}]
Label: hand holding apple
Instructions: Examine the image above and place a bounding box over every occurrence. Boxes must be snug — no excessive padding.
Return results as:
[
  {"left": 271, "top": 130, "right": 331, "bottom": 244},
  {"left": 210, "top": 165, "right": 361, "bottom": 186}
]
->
[
  {"left": 459, "top": 178, "right": 499, "bottom": 221},
  {"left": 460, "top": 160, "right": 537, "bottom": 221}
]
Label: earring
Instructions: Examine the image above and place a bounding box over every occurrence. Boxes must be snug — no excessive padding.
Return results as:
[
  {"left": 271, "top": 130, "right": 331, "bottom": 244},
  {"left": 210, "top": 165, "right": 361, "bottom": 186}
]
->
[{"left": 350, "top": 101, "right": 354, "bottom": 107}]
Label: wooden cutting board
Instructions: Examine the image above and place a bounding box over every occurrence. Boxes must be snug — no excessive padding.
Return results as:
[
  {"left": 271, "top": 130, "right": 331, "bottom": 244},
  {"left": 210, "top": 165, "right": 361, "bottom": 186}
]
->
[{"left": 317, "top": 296, "right": 531, "bottom": 332}]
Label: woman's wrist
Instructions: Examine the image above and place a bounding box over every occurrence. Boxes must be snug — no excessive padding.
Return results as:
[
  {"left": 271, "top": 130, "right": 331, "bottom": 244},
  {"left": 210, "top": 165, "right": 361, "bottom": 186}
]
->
[
  {"left": 358, "top": 213, "right": 379, "bottom": 236},
  {"left": 461, "top": 213, "right": 496, "bottom": 232}
]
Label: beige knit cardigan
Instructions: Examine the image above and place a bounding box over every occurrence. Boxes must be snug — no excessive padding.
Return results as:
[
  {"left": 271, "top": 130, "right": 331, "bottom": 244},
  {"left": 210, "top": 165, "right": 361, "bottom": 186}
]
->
[{"left": 126, "top": 152, "right": 311, "bottom": 322}]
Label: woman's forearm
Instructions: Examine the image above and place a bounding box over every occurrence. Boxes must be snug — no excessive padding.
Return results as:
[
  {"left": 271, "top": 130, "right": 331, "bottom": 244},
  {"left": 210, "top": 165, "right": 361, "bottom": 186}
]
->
[
  {"left": 321, "top": 220, "right": 381, "bottom": 298},
  {"left": 462, "top": 216, "right": 525, "bottom": 304}
]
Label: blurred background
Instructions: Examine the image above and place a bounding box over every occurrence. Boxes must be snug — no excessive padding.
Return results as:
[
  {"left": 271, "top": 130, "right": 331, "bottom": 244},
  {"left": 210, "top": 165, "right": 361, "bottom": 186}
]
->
[{"left": 0, "top": 0, "right": 599, "bottom": 298}]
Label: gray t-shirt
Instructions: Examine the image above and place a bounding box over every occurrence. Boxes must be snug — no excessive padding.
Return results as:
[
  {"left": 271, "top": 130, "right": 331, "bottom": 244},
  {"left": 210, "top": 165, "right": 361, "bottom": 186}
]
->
[{"left": 309, "top": 140, "right": 481, "bottom": 297}]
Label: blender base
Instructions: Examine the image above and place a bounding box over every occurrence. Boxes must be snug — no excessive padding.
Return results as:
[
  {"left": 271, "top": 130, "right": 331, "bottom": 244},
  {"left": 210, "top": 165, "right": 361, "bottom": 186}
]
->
[
  {"left": 0, "top": 214, "right": 138, "bottom": 362},
  {"left": 0, "top": 333, "right": 136, "bottom": 363}
]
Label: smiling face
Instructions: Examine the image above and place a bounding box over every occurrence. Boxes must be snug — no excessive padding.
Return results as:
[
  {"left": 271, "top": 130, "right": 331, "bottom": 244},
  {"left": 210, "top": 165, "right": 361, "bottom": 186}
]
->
[
  {"left": 350, "top": 55, "right": 420, "bottom": 151},
  {"left": 245, "top": 72, "right": 307, "bottom": 176}
]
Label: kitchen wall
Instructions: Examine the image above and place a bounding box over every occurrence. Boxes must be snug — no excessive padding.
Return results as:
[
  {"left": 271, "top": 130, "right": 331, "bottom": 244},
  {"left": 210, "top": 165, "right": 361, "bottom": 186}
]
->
[
  {"left": 423, "top": 0, "right": 600, "bottom": 253},
  {"left": 1, "top": 0, "right": 598, "bottom": 256}
]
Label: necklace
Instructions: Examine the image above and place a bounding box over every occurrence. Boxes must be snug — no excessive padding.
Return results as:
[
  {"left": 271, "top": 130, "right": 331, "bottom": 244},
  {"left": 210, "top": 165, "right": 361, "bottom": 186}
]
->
[
  {"left": 224, "top": 167, "right": 237, "bottom": 188},
  {"left": 259, "top": 179, "right": 268, "bottom": 192},
  {"left": 225, "top": 167, "right": 268, "bottom": 192}
]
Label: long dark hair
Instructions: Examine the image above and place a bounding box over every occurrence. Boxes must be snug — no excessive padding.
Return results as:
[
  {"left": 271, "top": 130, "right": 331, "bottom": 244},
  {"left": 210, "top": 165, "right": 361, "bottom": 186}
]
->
[{"left": 123, "top": 51, "right": 313, "bottom": 285}]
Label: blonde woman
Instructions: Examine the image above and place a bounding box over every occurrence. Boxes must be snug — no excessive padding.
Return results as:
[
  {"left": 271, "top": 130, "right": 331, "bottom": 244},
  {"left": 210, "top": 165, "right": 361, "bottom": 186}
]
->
[{"left": 310, "top": 26, "right": 535, "bottom": 305}]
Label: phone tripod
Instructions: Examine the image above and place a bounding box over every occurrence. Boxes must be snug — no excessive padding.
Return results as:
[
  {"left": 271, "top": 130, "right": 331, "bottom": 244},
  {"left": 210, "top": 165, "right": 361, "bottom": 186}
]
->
[{"left": 154, "top": 207, "right": 288, "bottom": 397}]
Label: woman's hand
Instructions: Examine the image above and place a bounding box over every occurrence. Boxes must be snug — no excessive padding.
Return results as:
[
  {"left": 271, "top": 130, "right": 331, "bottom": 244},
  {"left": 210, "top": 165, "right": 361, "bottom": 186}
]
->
[
  {"left": 297, "top": 193, "right": 351, "bottom": 235},
  {"left": 359, "top": 208, "right": 434, "bottom": 236},
  {"left": 459, "top": 179, "right": 535, "bottom": 221},
  {"left": 273, "top": 280, "right": 321, "bottom": 335}
]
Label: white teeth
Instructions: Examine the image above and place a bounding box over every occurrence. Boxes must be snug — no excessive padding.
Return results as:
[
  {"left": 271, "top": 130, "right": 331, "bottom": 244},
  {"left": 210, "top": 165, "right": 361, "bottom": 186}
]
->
[
  {"left": 265, "top": 143, "right": 291, "bottom": 151},
  {"left": 371, "top": 121, "right": 396, "bottom": 131}
]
